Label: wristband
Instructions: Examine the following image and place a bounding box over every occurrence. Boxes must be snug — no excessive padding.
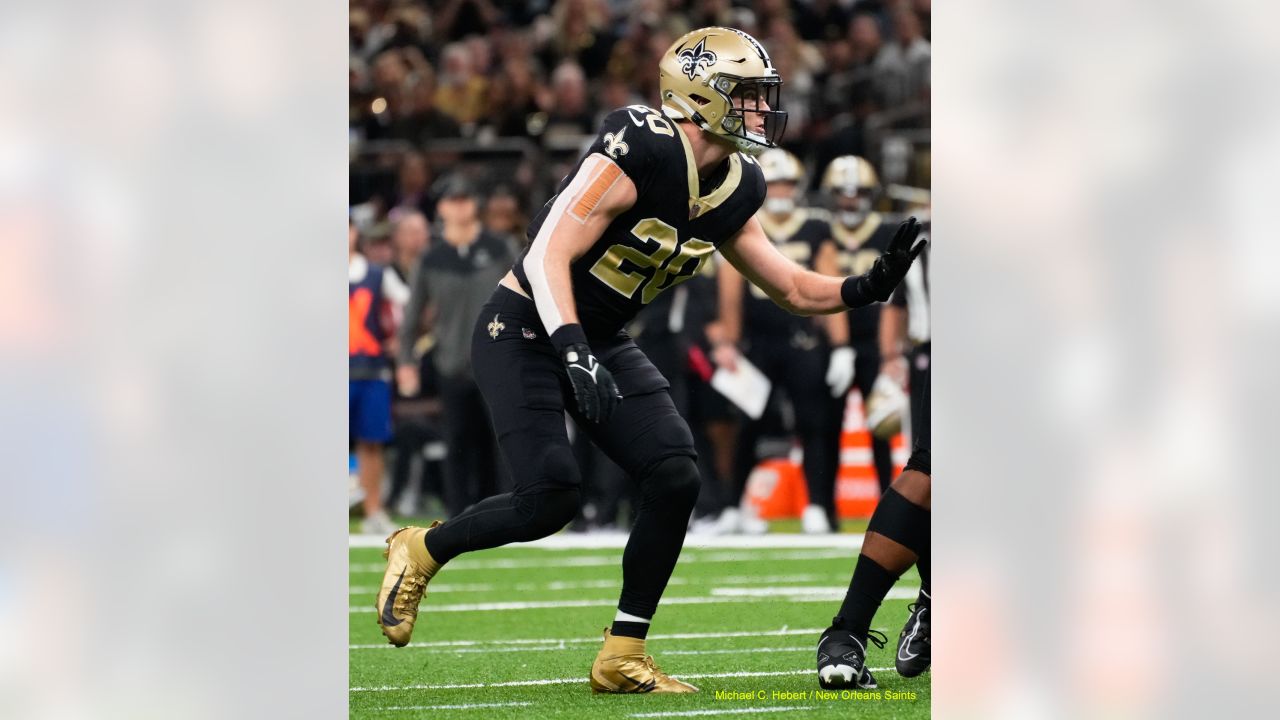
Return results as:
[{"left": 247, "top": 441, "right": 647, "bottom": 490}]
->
[
  {"left": 840, "top": 275, "right": 873, "bottom": 309},
  {"left": 550, "top": 323, "right": 590, "bottom": 355}
]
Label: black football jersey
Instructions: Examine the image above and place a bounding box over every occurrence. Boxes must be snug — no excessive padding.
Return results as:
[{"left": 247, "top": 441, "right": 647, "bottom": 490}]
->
[
  {"left": 832, "top": 211, "right": 896, "bottom": 343},
  {"left": 514, "top": 105, "right": 766, "bottom": 340},
  {"left": 743, "top": 207, "right": 834, "bottom": 338}
]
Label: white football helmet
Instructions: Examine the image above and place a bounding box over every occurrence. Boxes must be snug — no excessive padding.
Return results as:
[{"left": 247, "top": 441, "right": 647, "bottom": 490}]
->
[
  {"left": 864, "top": 373, "right": 907, "bottom": 440},
  {"left": 821, "top": 155, "right": 881, "bottom": 227},
  {"left": 758, "top": 148, "right": 804, "bottom": 215}
]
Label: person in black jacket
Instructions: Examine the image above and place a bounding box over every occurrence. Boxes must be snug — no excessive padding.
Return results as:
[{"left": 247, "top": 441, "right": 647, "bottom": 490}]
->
[{"left": 395, "top": 176, "right": 514, "bottom": 517}]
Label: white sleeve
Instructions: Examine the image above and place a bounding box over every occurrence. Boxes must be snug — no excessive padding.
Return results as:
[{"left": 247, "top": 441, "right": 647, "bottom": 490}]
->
[{"left": 522, "top": 153, "right": 621, "bottom": 334}]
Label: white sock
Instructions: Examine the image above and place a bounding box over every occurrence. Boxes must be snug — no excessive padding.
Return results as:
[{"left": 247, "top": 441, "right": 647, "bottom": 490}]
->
[{"left": 614, "top": 610, "right": 651, "bottom": 624}]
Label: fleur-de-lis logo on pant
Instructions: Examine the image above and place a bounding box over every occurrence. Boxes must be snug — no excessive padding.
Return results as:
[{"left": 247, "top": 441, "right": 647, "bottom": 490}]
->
[
  {"left": 487, "top": 313, "right": 505, "bottom": 340},
  {"left": 676, "top": 37, "right": 718, "bottom": 81}
]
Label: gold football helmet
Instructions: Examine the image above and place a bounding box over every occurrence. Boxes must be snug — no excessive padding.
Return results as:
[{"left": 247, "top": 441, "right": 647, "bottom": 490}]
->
[
  {"left": 821, "top": 155, "right": 881, "bottom": 226},
  {"left": 659, "top": 27, "right": 787, "bottom": 154}
]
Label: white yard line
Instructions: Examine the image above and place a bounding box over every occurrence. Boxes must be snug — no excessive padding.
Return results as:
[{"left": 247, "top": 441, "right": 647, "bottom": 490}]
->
[
  {"left": 350, "top": 533, "right": 864, "bottom": 550},
  {"left": 689, "top": 550, "right": 853, "bottom": 563},
  {"left": 349, "top": 574, "right": 847, "bottom": 595},
  {"left": 708, "top": 587, "right": 848, "bottom": 597},
  {"left": 360, "top": 644, "right": 817, "bottom": 657},
  {"left": 350, "top": 550, "right": 854, "bottom": 574},
  {"left": 630, "top": 707, "right": 816, "bottom": 718},
  {"left": 691, "top": 574, "right": 846, "bottom": 585},
  {"left": 348, "top": 587, "right": 917, "bottom": 613},
  {"left": 360, "top": 640, "right": 814, "bottom": 653},
  {"left": 352, "top": 678, "right": 570, "bottom": 691},
  {"left": 662, "top": 646, "right": 811, "bottom": 656},
  {"left": 373, "top": 701, "right": 533, "bottom": 711},
  {"left": 350, "top": 626, "right": 828, "bottom": 650},
  {"left": 348, "top": 579, "right": 620, "bottom": 595},
  {"left": 351, "top": 668, "right": 893, "bottom": 693}
]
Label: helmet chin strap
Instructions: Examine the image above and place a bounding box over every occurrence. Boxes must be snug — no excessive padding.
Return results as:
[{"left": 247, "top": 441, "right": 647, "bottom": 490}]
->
[
  {"left": 664, "top": 95, "right": 712, "bottom": 133},
  {"left": 665, "top": 94, "right": 768, "bottom": 155},
  {"left": 737, "top": 132, "right": 769, "bottom": 155}
]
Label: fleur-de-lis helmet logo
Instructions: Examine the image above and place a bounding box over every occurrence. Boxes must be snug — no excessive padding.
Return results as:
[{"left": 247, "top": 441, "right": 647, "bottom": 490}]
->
[{"left": 676, "top": 37, "right": 718, "bottom": 81}]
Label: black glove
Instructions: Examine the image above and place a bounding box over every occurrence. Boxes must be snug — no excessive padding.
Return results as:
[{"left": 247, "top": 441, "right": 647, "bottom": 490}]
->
[
  {"left": 551, "top": 325, "right": 621, "bottom": 423},
  {"left": 840, "top": 216, "right": 928, "bottom": 308}
]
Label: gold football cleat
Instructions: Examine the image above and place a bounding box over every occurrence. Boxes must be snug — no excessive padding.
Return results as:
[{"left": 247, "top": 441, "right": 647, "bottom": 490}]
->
[
  {"left": 589, "top": 629, "right": 699, "bottom": 693},
  {"left": 374, "top": 521, "right": 443, "bottom": 647}
]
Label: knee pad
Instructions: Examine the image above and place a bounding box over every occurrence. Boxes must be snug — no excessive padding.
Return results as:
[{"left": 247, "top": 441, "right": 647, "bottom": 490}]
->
[
  {"left": 513, "top": 487, "right": 581, "bottom": 536},
  {"left": 904, "top": 448, "right": 931, "bottom": 476},
  {"left": 535, "top": 443, "right": 581, "bottom": 489},
  {"left": 509, "top": 444, "right": 582, "bottom": 535},
  {"left": 641, "top": 455, "right": 701, "bottom": 508},
  {"left": 866, "top": 487, "right": 929, "bottom": 555}
]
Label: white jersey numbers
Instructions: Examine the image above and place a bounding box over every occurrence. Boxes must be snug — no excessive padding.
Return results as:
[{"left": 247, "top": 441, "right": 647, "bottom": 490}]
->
[{"left": 627, "top": 105, "right": 675, "bottom": 137}]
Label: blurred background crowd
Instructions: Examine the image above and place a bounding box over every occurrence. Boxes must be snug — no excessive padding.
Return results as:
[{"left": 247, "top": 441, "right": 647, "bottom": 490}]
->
[{"left": 349, "top": 0, "right": 931, "bottom": 534}]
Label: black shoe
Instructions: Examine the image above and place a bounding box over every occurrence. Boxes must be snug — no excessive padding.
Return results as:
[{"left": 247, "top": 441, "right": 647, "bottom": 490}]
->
[
  {"left": 817, "top": 618, "right": 887, "bottom": 689},
  {"left": 895, "top": 590, "right": 931, "bottom": 677}
]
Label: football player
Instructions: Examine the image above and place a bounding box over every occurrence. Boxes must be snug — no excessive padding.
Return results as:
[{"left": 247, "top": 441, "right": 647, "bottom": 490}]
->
[
  {"left": 886, "top": 231, "right": 931, "bottom": 679},
  {"left": 713, "top": 148, "right": 853, "bottom": 534},
  {"left": 818, "top": 156, "right": 899, "bottom": 499},
  {"left": 373, "top": 26, "right": 926, "bottom": 694},
  {"left": 817, "top": 237, "right": 931, "bottom": 690}
]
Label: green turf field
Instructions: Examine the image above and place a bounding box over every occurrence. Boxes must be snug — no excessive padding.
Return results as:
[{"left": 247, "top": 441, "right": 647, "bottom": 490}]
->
[{"left": 350, "top": 536, "right": 929, "bottom": 719}]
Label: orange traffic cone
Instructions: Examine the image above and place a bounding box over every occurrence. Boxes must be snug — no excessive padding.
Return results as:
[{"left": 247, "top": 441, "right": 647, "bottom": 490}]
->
[
  {"left": 745, "top": 453, "right": 808, "bottom": 520},
  {"left": 835, "top": 390, "right": 908, "bottom": 519},
  {"left": 744, "top": 391, "right": 911, "bottom": 521}
]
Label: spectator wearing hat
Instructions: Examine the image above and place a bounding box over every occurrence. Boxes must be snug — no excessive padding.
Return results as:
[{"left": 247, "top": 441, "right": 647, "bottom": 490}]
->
[{"left": 396, "top": 176, "right": 513, "bottom": 517}]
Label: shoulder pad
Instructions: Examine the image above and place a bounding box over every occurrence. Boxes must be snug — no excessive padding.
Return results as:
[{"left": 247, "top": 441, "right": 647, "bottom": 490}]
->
[
  {"left": 586, "top": 107, "right": 679, "bottom": 189},
  {"left": 737, "top": 152, "right": 767, "bottom": 205},
  {"left": 624, "top": 103, "right": 663, "bottom": 117}
]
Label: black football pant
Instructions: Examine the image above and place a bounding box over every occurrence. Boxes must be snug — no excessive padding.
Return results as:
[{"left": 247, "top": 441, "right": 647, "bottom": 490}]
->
[
  {"left": 730, "top": 332, "right": 836, "bottom": 511},
  {"left": 907, "top": 342, "right": 930, "bottom": 467},
  {"left": 633, "top": 328, "right": 731, "bottom": 521},
  {"left": 907, "top": 342, "right": 931, "bottom": 589},
  {"left": 426, "top": 287, "right": 700, "bottom": 621},
  {"left": 386, "top": 414, "right": 443, "bottom": 512}
]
